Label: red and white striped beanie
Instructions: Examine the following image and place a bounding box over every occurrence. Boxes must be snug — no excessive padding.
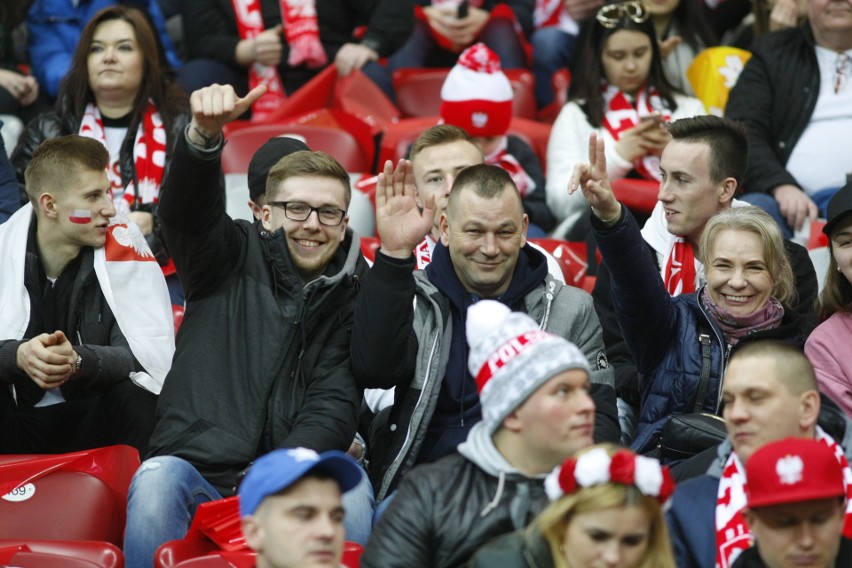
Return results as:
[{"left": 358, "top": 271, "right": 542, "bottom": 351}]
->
[{"left": 440, "top": 43, "right": 513, "bottom": 137}]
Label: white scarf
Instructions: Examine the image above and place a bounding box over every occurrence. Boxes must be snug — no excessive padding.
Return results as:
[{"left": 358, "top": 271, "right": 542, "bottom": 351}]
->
[{"left": 0, "top": 204, "right": 174, "bottom": 396}]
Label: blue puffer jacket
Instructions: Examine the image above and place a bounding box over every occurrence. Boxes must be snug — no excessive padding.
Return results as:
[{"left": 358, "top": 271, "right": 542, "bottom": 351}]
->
[
  {"left": 593, "top": 209, "right": 808, "bottom": 454},
  {"left": 27, "top": 0, "right": 181, "bottom": 98}
]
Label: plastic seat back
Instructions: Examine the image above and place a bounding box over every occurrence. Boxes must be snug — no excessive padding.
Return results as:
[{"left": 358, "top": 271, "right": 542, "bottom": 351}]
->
[
  {"left": 221, "top": 124, "right": 370, "bottom": 174},
  {"left": 0, "top": 446, "right": 139, "bottom": 545},
  {"left": 0, "top": 539, "right": 123, "bottom": 568}
]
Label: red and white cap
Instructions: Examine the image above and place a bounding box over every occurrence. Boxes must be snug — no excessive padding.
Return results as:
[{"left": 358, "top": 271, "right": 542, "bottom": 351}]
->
[
  {"left": 746, "top": 438, "right": 847, "bottom": 509},
  {"left": 440, "top": 43, "right": 513, "bottom": 137}
]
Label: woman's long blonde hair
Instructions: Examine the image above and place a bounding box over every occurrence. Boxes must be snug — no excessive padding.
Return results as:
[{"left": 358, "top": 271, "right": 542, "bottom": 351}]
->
[{"left": 534, "top": 446, "right": 677, "bottom": 568}]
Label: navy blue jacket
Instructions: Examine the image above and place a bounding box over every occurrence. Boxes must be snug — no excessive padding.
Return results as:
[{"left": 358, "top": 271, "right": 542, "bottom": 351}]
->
[{"left": 593, "top": 209, "right": 808, "bottom": 454}]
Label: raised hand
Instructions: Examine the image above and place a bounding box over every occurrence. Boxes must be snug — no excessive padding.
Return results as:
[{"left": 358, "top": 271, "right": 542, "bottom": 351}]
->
[
  {"left": 188, "top": 84, "right": 267, "bottom": 145},
  {"left": 569, "top": 133, "right": 621, "bottom": 221},
  {"left": 375, "top": 159, "right": 435, "bottom": 259}
]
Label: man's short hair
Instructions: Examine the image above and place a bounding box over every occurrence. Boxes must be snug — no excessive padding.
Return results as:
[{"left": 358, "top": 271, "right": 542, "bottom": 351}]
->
[
  {"left": 446, "top": 163, "right": 521, "bottom": 217},
  {"left": 667, "top": 116, "right": 748, "bottom": 186},
  {"left": 728, "top": 340, "right": 818, "bottom": 395},
  {"left": 265, "top": 151, "right": 351, "bottom": 208},
  {"left": 24, "top": 135, "right": 108, "bottom": 204},
  {"left": 238, "top": 448, "right": 361, "bottom": 517},
  {"left": 409, "top": 124, "right": 481, "bottom": 163}
]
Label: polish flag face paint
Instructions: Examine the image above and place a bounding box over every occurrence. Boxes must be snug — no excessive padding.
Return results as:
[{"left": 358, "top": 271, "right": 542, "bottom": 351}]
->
[{"left": 69, "top": 209, "right": 93, "bottom": 224}]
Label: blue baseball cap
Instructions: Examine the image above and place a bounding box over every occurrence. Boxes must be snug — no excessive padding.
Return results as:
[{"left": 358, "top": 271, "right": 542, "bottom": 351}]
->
[{"left": 238, "top": 448, "right": 362, "bottom": 516}]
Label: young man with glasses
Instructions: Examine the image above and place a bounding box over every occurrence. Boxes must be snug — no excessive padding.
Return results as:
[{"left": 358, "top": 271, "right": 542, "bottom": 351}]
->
[{"left": 122, "top": 83, "right": 370, "bottom": 568}]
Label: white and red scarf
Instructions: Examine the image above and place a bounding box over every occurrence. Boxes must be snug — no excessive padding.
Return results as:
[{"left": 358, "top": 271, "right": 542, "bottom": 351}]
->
[
  {"left": 714, "top": 427, "right": 852, "bottom": 568},
  {"left": 281, "top": 0, "right": 327, "bottom": 68},
  {"left": 601, "top": 83, "right": 671, "bottom": 181},
  {"left": 231, "top": 0, "right": 293, "bottom": 121},
  {"left": 663, "top": 237, "right": 696, "bottom": 295},
  {"left": 0, "top": 204, "right": 175, "bottom": 397},
  {"left": 483, "top": 135, "right": 537, "bottom": 198},
  {"left": 79, "top": 102, "right": 166, "bottom": 215},
  {"left": 415, "top": 234, "right": 437, "bottom": 270}
]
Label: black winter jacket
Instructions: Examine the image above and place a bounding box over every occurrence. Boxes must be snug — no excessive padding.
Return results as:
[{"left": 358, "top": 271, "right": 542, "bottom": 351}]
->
[
  {"left": 361, "top": 453, "right": 549, "bottom": 568},
  {"left": 467, "top": 528, "right": 554, "bottom": 568},
  {"left": 182, "top": 0, "right": 413, "bottom": 66},
  {"left": 725, "top": 24, "right": 820, "bottom": 195},
  {"left": 148, "top": 135, "right": 368, "bottom": 495}
]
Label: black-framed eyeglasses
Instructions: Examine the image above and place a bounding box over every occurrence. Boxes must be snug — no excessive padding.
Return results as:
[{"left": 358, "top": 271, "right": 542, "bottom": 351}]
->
[
  {"left": 269, "top": 201, "right": 347, "bottom": 226},
  {"left": 596, "top": 0, "right": 649, "bottom": 29}
]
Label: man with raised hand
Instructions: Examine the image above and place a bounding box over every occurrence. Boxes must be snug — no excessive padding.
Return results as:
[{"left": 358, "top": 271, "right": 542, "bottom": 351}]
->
[
  {"left": 124, "top": 84, "right": 370, "bottom": 567},
  {"left": 351, "top": 158, "right": 615, "bottom": 509}
]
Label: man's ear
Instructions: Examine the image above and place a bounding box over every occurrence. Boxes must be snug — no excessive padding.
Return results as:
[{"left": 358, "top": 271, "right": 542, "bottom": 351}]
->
[
  {"left": 439, "top": 212, "right": 450, "bottom": 246},
  {"left": 799, "top": 390, "right": 821, "bottom": 431},
  {"left": 39, "top": 193, "right": 58, "bottom": 219},
  {"left": 719, "top": 177, "right": 737, "bottom": 205},
  {"left": 261, "top": 204, "right": 273, "bottom": 231},
  {"left": 241, "top": 515, "right": 264, "bottom": 552},
  {"left": 502, "top": 409, "right": 523, "bottom": 433}
]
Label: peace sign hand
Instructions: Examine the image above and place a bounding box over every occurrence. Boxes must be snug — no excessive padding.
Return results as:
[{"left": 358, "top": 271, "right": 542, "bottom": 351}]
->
[{"left": 568, "top": 132, "right": 622, "bottom": 221}]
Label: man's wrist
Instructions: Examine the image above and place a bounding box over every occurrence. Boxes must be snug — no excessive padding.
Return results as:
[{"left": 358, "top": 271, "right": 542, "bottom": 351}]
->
[
  {"left": 186, "top": 124, "right": 222, "bottom": 150},
  {"left": 591, "top": 203, "right": 623, "bottom": 227}
]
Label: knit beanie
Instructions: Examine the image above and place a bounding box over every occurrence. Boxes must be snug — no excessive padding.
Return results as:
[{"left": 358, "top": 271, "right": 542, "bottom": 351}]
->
[
  {"left": 466, "top": 300, "right": 591, "bottom": 434},
  {"left": 440, "top": 43, "right": 513, "bottom": 138},
  {"left": 247, "top": 136, "right": 311, "bottom": 201}
]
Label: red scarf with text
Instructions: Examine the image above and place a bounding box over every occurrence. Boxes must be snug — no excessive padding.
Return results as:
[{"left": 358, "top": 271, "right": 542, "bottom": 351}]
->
[
  {"left": 715, "top": 427, "right": 852, "bottom": 568},
  {"left": 231, "top": 0, "right": 287, "bottom": 121},
  {"left": 79, "top": 102, "right": 166, "bottom": 211},
  {"left": 601, "top": 83, "right": 670, "bottom": 181},
  {"left": 281, "top": 0, "right": 327, "bottom": 68},
  {"left": 663, "top": 237, "right": 696, "bottom": 295},
  {"left": 483, "top": 136, "right": 536, "bottom": 197}
]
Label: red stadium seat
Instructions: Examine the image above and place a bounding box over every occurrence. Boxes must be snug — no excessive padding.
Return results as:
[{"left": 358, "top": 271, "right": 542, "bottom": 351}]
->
[
  {"left": 808, "top": 219, "right": 829, "bottom": 250},
  {"left": 529, "top": 238, "right": 590, "bottom": 288},
  {"left": 360, "top": 236, "right": 381, "bottom": 263},
  {"left": 610, "top": 179, "right": 659, "bottom": 215},
  {"left": 0, "top": 540, "right": 123, "bottom": 568},
  {"left": 0, "top": 446, "right": 139, "bottom": 545},
  {"left": 392, "top": 68, "right": 537, "bottom": 119},
  {"left": 221, "top": 124, "right": 371, "bottom": 174}
]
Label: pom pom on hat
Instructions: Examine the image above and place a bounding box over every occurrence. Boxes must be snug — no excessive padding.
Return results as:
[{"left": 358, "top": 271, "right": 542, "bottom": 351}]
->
[
  {"left": 466, "top": 300, "right": 591, "bottom": 433},
  {"left": 440, "top": 43, "right": 513, "bottom": 137}
]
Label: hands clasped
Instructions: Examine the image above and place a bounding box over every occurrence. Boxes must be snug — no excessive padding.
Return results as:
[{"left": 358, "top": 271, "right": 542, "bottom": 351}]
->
[{"left": 16, "top": 331, "right": 77, "bottom": 390}]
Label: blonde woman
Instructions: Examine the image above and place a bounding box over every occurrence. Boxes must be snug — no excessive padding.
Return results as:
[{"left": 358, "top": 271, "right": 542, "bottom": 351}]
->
[{"left": 469, "top": 444, "right": 677, "bottom": 568}]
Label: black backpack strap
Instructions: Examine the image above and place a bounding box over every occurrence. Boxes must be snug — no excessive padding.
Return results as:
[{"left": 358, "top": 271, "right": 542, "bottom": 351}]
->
[{"left": 691, "top": 327, "right": 713, "bottom": 413}]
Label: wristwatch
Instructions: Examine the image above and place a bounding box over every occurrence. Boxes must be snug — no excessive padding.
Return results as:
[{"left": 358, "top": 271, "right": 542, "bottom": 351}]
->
[{"left": 73, "top": 353, "right": 82, "bottom": 377}]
